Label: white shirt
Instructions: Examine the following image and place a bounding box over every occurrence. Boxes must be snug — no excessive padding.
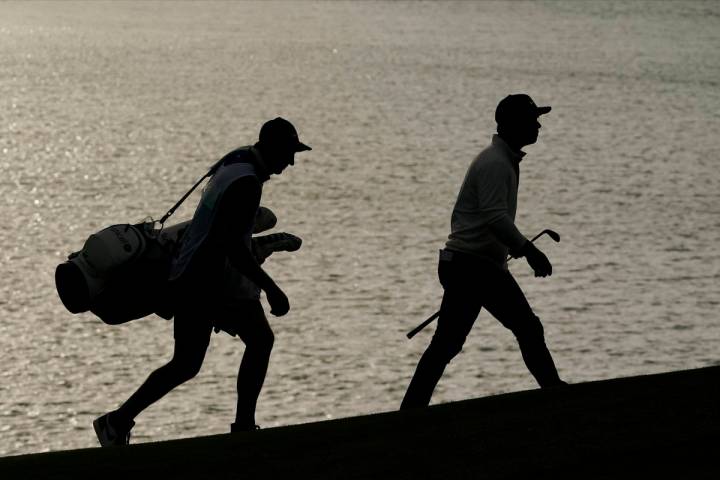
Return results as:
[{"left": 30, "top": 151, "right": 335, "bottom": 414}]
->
[{"left": 445, "top": 135, "right": 528, "bottom": 265}]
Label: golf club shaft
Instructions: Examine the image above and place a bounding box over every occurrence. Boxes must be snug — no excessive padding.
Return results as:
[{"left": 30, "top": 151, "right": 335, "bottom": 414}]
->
[{"left": 406, "top": 310, "right": 440, "bottom": 339}]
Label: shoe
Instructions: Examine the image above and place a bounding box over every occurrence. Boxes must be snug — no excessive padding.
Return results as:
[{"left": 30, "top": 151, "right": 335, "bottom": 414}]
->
[
  {"left": 230, "top": 422, "right": 260, "bottom": 433},
  {"left": 93, "top": 412, "right": 134, "bottom": 447}
]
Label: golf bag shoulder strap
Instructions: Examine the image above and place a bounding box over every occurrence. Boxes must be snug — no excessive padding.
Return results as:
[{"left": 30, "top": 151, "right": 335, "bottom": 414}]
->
[
  {"left": 158, "top": 146, "right": 259, "bottom": 226},
  {"left": 158, "top": 157, "right": 225, "bottom": 226}
]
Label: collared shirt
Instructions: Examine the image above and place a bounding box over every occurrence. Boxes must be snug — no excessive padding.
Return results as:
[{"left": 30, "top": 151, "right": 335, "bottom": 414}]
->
[{"left": 445, "top": 135, "right": 528, "bottom": 266}]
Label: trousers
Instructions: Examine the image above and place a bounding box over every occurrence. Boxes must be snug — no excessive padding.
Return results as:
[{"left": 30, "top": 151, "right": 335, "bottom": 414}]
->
[{"left": 401, "top": 249, "right": 563, "bottom": 409}]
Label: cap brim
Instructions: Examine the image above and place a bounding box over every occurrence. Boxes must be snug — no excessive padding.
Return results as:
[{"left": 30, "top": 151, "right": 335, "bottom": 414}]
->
[
  {"left": 537, "top": 106, "right": 552, "bottom": 116},
  {"left": 295, "top": 142, "right": 312, "bottom": 152}
]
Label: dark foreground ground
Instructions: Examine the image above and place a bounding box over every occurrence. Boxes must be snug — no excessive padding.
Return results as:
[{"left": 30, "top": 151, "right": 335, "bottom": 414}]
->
[{"left": 1, "top": 366, "right": 719, "bottom": 479}]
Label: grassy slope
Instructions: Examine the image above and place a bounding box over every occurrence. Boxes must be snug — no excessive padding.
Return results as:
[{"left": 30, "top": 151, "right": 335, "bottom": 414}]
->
[{"left": 1, "top": 366, "right": 719, "bottom": 479}]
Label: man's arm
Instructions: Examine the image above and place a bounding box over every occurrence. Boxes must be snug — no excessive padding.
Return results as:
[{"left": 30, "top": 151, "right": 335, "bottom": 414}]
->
[
  {"left": 487, "top": 215, "right": 527, "bottom": 254},
  {"left": 473, "top": 162, "right": 527, "bottom": 252},
  {"left": 475, "top": 161, "right": 552, "bottom": 276},
  {"left": 215, "top": 177, "right": 289, "bottom": 315}
]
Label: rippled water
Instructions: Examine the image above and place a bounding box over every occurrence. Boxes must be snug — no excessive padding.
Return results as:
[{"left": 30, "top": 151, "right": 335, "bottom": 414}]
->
[{"left": 1, "top": 1, "right": 719, "bottom": 456}]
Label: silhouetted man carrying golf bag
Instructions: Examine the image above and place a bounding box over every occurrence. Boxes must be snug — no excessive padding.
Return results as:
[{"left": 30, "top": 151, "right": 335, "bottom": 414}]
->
[
  {"left": 93, "top": 118, "right": 311, "bottom": 445},
  {"left": 401, "top": 95, "right": 566, "bottom": 410}
]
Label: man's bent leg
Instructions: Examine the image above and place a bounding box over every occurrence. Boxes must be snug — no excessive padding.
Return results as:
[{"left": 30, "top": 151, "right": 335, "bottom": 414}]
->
[
  {"left": 233, "top": 301, "right": 274, "bottom": 429},
  {"left": 482, "top": 269, "right": 563, "bottom": 387},
  {"left": 401, "top": 284, "right": 481, "bottom": 410},
  {"left": 111, "top": 311, "right": 212, "bottom": 429},
  {"left": 514, "top": 314, "right": 563, "bottom": 387}
]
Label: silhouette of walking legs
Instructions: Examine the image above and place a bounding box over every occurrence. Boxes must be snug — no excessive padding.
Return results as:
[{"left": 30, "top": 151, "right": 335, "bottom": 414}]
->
[
  {"left": 109, "top": 310, "right": 212, "bottom": 430},
  {"left": 402, "top": 252, "right": 562, "bottom": 409},
  {"left": 108, "top": 299, "right": 276, "bottom": 432},
  {"left": 402, "top": 284, "right": 481, "bottom": 409},
  {"left": 232, "top": 302, "right": 274, "bottom": 430}
]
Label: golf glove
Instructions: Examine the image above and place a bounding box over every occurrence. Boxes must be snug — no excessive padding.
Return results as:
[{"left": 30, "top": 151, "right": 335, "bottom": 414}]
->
[{"left": 521, "top": 240, "right": 553, "bottom": 277}]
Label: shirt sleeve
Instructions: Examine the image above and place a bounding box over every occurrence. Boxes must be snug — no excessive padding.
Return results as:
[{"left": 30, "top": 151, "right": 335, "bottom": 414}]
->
[
  {"left": 473, "top": 161, "right": 527, "bottom": 251},
  {"left": 210, "top": 176, "right": 280, "bottom": 293}
]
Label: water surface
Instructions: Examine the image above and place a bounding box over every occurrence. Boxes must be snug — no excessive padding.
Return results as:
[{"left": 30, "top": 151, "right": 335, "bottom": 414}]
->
[{"left": 0, "top": 0, "right": 719, "bottom": 455}]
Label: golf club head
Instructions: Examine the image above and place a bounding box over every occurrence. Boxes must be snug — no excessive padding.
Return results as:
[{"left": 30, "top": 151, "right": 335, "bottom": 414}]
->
[{"left": 541, "top": 229, "right": 561, "bottom": 242}]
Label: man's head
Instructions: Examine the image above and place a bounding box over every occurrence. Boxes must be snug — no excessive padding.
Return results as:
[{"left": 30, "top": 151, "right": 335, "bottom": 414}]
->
[
  {"left": 495, "top": 94, "right": 551, "bottom": 149},
  {"left": 256, "top": 117, "right": 311, "bottom": 175}
]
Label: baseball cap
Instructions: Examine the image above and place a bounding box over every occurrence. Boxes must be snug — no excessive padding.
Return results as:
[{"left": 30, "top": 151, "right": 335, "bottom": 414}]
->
[
  {"left": 495, "top": 94, "right": 551, "bottom": 125},
  {"left": 259, "top": 117, "right": 311, "bottom": 152}
]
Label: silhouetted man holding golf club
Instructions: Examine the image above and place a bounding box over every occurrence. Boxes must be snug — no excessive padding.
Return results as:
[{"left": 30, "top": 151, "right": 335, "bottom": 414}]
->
[
  {"left": 401, "top": 94, "right": 565, "bottom": 409},
  {"left": 93, "top": 118, "right": 311, "bottom": 445}
]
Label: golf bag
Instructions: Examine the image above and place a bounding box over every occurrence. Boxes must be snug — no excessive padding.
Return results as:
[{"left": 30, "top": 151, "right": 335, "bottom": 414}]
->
[
  {"left": 55, "top": 221, "right": 187, "bottom": 324},
  {"left": 55, "top": 154, "right": 301, "bottom": 326}
]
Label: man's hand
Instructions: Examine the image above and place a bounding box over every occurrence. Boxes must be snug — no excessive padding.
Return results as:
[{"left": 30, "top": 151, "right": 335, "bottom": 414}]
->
[
  {"left": 266, "top": 285, "right": 290, "bottom": 316},
  {"left": 521, "top": 241, "right": 553, "bottom": 277}
]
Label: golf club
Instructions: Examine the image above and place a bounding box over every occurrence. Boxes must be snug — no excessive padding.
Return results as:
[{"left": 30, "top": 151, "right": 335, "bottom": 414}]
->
[{"left": 406, "top": 229, "right": 560, "bottom": 339}]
